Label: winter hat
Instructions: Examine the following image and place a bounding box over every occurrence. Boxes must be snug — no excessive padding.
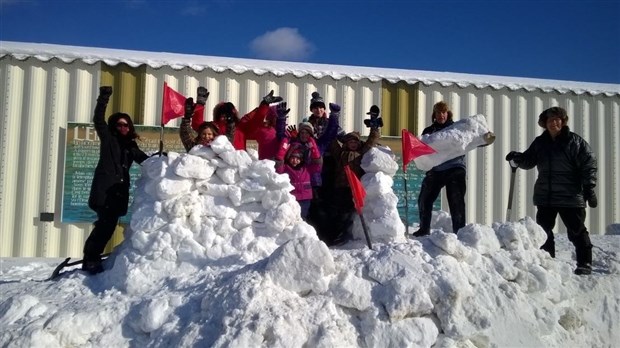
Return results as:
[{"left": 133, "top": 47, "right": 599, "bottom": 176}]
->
[
  {"left": 213, "top": 102, "right": 238, "bottom": 121},
  {"left": 289, "top": 149, "right": 303, "bottom": 159},
  {"left": 309, "top": 92, "right": 325, "bottom": 110},
  {"left": 342, "top": 132, "right": 361, "bottom": 144},
  {"left": 298, "top": 122, "right": 314, "bottom": 136},
  {"left": 538, "top": 106, "right": 568, "bottom": 128},
  {"left": 366, "top": 105, "right": 380, "bottom": 117},
  {"left": 107, "top": 112, "right": 138, "bottom": 139}
]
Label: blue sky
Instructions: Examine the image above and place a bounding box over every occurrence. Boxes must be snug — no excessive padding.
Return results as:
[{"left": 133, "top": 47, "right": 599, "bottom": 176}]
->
[{"left": 1, "top": 0, "right": 619, "bottom": 84}]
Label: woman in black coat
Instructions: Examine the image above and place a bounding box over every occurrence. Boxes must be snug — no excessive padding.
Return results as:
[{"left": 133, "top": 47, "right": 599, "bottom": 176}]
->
[
  {"left": 83, "top": 86, "right": 147, "bottom": 274},
  {"left": 506, "top": 107, "right": 597, "bottom": 275}
]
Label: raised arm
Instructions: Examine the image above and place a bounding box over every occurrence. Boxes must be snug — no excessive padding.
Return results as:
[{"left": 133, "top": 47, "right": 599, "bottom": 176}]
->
[
  {"left": 316, "top": 103, "right": 341, "bottom": 155},
  {"left": 93, "top": 86, "right": 113, "bottom": 139},
  {"left": 275, "top": 102, "right": 290, "bottom": 141}
]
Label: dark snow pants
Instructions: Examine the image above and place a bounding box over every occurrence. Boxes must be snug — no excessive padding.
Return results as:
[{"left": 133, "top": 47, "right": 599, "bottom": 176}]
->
[
  {"left": 83, "top": 209, "right": 120, "bottom": 261},
  {"left": 536, "top": 206, "right": 592, "bottom": 266},
  {"left": 417, "top": 167, "right": 466, "bottom": 234}
]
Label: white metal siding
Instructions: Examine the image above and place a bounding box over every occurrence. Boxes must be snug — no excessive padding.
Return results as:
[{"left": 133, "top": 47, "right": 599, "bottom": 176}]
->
[
  {"left": 416, "top": 85, "right": 620, "bottom": 235},
  {"left": 1, "top": 46, "right": 618, "bottom": 257},
  {"left": 0, "top": 56, "right": 101, "bottom": 257},
  {"left": 0, "top": 58, "right": 382, "bottom": 257},
  {"left": 142, "top": 67, "right": 382, "bottom": 135}
]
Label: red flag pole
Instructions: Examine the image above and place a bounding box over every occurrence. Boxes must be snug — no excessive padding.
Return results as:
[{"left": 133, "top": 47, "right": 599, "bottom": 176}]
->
[
  {"left": 403, "top": 175, "right": 409, "bottom": 231},
  {"left": 344, "top": 165, "right": 372, "bottom": 250},
  {"left": 359, "top": 212, "right": 372, "bottom": 250},
  {"left": 401, "top": 130, "right": 410, "bottom": 230},
  {"left": 159, "top": 83, "right": 167, "bottom": 156}
]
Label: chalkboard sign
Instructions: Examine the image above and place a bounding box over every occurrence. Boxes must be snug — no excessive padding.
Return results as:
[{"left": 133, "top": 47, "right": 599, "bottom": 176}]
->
[
  {"left": 61, "top": 123, "right": 187, "bottom": 223},
  {"left": 376, "top": 137, "right": 440, "bottom": 227}
]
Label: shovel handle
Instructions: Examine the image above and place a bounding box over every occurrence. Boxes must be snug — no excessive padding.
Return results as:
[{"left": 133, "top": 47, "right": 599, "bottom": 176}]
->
[{"left": 505, "top": 165, "right": 518, "bottom": 221}]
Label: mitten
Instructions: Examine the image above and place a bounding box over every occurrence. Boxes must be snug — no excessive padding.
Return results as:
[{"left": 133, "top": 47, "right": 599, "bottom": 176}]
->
[
  {"left": 484, "top": 131, "right": 496, "bottom": 145},
  {"left": 196, "top": 87, "right": 209, "bottom": 106},
  {"left": 262, "top": 90, "right": 284, "bottom": 105},
  {"left": 505, "top": 151, "right": 523, "bottom": 163},
  {"left": 363, "top": 118, "right": 384, "bottom": 128},
  {"left": 367, "top": 105, "right": 380, "bottom": 120},
  {"left": 98, "top": 86, "right": 113, "bottom": 104},
  {"left": 287, "top": 125, "right": 298, "bottom": 138},
  {"left": 276, "top": 102, "right": 290, "bottom": 119},
  {"left": 329, "top": 103, "right": 341, "bottom": 113},
  {"left": 583, "top": 187, "right": 598, "bottom": 208},
  {"left": 184, "top": 97, "right": 196, "bottom": 119}
]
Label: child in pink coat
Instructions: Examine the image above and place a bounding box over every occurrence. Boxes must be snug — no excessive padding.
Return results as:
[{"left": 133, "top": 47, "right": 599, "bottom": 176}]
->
[{"left": 276, "top": 142, "right": 321, "bottom": 219}]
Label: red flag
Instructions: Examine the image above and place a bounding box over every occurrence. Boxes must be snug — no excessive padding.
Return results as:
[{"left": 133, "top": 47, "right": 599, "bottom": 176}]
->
[
  {"left": 161, "top": 82, "right": 187, "bottom": 125},
  {"left": 344, "top": 165, "right": 366, "bottom": 215},
  {"left": 401, "top": 129, "right": 436, "bottom": 172},
  {"left": 191, "top": 104, "right": 205, "bottom": 131}
]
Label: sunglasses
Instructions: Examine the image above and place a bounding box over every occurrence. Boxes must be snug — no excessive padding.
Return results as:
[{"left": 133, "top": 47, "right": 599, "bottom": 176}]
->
[{"left": 116, "top": 122, "right": 130, "bottom": 128}]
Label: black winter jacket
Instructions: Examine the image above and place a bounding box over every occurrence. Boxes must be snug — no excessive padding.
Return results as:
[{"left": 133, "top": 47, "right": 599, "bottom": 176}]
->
[
  {"left": 88, "top": 101, "right": 147, "bottom": 216},
  {"left": 517, "top": 126, "right": 597, "bottom": 208}
]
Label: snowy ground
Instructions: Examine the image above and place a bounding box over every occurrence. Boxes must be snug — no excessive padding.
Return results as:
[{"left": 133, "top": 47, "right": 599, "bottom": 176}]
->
[{"left": 1, "top": 134, "right": 619, "bottom": 348}]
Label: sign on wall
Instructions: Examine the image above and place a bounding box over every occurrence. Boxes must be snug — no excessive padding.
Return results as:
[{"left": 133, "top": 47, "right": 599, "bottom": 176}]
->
[
  {"left": 61, "top": 122, "right": 186, "bottom": 223},
  {"left": 61, "top": 127, "right": 437, "bottom": 226}
]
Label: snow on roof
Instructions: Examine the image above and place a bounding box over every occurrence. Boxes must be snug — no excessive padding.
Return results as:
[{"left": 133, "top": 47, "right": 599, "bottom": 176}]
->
[{"left": 2, "top": 40, "right": 619, "bottom": 97}]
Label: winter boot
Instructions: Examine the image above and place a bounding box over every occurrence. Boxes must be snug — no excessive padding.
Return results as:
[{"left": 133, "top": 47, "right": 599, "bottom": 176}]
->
[
  {"left": 411, "top": 228, "right": 430, "bottom": 238},
  {"left": 82, "top": 253, "right": 104, "bottom": 275},
  {"left": 82, "top": 260, "right": 104, "bottom": 275},
  {"left": 574, "top": 244, "right": 593, "bottom": 276},
  {"left": 574, "top": 265, "right": 592, "bottom": 275},
  {"left": 540, "top": 233, "right": 556, "bottom": 258}
]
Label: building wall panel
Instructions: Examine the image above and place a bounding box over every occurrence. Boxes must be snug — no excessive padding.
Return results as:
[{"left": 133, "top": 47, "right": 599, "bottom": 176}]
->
[
  {"left": 0, "top": 56, "right": 102, "bottom": 257},
  {"left": 142, "top": 67, "right": 383, "bottom": 134},
  {"left": 1, "top": 50, "right": 618, "bottom": 258}
]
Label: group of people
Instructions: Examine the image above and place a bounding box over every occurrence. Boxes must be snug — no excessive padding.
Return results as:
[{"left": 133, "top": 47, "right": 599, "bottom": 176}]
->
[
  {"left": 179, "top": 88, "right": 382, "bottom": 246},
  {"left": 413, "top": 101, "right": 598, "bottom": 276},
  {"left": 83, "top": 86, "right": 598, "bottom": 277}
]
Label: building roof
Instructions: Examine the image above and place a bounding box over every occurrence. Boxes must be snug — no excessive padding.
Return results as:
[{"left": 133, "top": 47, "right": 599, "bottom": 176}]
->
[{"left": 2, "top": 41, "right": 619, "bottom": 97}]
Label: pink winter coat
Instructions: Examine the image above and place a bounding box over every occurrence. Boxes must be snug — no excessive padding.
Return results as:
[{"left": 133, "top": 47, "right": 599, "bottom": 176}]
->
[
  {"left": 277, "top": 165, "right": 314, "bottom": 201},
  {"left": 276, "top": 141, "right": 322, "bottom": 201},
  {"left": 238, "top": 104, "right": 284, "bottom": 160},
  {"left": 276, "top": 137, "right": 323, "bottom": 187}
]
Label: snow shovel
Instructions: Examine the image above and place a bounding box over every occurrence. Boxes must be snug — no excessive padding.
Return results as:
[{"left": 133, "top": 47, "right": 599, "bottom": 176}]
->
[
  {"left": 505, "top": 162, "right": 518, "bottom": 221},
  {"left": 49, "top": 253, "right": 111, "bottom": 280}
]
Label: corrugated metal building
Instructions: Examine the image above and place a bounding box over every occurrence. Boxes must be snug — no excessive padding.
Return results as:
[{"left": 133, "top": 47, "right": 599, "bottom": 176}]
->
[{"left": 1, "top": 41, "right": 619, "bottom": 258}]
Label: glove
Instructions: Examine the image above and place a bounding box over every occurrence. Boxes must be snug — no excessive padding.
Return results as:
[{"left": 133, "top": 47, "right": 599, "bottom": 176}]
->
[
  {"left": 196, "top": 87, "right": 209, "bottom": 106},
  {"left": 483, "top": 131, "right": 496, "bottom": 145},
  {"left": 329, "top": 103, "right": 341, "bottom": 113},
  {"left": 262, "top": 90, "right": 283, "bottom": 105},
  {"left": 98, "top": 86, "right": 113, "bottom": 104},
  {"left": 184, "top": 97, "right": 196, "bottom": 119},
  {"left": 583, "top": 187, "right": 598, "bottom": 208},
  {"left": 276, "top": 102, "right": 290, "bottom": 119},
  {"left": 363, "top": 117, "right": 384, "bottom": 128},
  {"left": 505, "top": 151, "right": 523, "bottom": 163},
  {"left": 286, "top": 125, "right": 298, "bottom": 138}
]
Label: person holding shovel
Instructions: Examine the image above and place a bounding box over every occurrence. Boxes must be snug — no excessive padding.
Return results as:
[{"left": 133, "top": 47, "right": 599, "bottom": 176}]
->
[{"left": 506, "top": 106, "right": 597, "bottom": 275}]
